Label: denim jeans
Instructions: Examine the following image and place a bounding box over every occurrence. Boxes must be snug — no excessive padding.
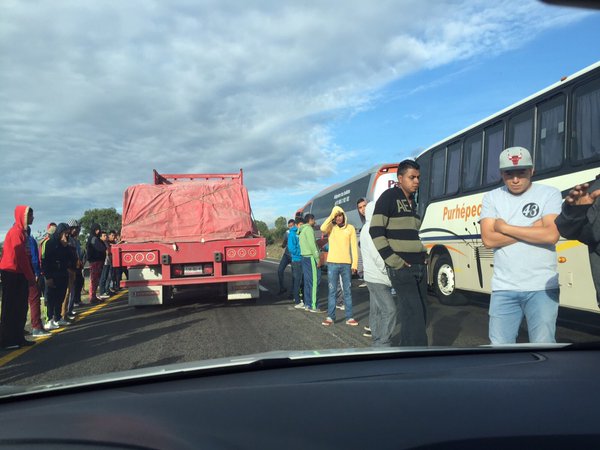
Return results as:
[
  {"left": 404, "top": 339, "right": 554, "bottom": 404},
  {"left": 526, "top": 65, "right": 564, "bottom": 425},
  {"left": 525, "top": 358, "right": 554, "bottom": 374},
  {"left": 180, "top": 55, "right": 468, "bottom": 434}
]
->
[
  {"left": 489, "top": 289, "right": 559, "bottom": 344},
  {"left": 327, "top": 263, "right": 352, "bottom": 320},
  {"left": 291, "top": 261, "right": 303, "bottom": 304},
  {"left": 278, "top": 252, "right": 292, "bottom": 291},
  {"left": 99, "top": 264, "right": 112, "bottom": 295},
  {"left": 387, "top": 264, "right": 428, "bottom": 346},
  {"left": 366, "top": 281, "right": 396, "bottom": 347}
]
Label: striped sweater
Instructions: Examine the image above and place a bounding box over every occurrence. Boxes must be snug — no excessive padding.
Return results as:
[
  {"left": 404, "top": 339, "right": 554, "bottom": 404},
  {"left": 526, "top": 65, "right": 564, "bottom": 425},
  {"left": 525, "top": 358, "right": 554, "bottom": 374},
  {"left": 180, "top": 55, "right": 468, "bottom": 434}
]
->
[{"left": 369, "top": 187, "right": 427, "bottom": 269}]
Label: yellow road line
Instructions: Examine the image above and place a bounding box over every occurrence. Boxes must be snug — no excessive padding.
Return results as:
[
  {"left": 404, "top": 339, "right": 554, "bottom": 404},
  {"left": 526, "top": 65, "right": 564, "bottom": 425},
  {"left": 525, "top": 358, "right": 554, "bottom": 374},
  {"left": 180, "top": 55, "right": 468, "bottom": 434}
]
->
[{"left": 0, "top": 290, "right": 128, "bottom": 368}]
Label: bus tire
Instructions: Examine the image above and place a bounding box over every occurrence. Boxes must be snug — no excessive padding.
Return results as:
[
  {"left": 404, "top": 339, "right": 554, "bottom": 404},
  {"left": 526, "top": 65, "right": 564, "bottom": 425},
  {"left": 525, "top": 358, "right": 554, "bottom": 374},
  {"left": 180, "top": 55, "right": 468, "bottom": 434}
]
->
[{"left": 433, "top": 254, "right": 468, "bottom": 306}]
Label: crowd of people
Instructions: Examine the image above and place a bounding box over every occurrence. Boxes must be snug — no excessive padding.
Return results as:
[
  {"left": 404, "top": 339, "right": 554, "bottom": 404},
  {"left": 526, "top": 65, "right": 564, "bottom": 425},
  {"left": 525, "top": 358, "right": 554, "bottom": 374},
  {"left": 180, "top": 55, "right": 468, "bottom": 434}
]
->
[
  {"left": 277, "top": 151, "right": 600, "bottom": 347},
  {"left": 0, "top": 217, "right": 123, "bottom": 349},
  {"left": 1, "top": 148, "right": 598, "bottom": 350}
]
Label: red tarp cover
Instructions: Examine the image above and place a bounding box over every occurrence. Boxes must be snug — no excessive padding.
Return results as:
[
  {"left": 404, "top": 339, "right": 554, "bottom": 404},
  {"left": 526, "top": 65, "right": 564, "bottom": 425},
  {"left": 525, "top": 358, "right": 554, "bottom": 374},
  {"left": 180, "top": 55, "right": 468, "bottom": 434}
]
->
[{"left": 120, "top": 180, "right": 255, "bottom": 243}]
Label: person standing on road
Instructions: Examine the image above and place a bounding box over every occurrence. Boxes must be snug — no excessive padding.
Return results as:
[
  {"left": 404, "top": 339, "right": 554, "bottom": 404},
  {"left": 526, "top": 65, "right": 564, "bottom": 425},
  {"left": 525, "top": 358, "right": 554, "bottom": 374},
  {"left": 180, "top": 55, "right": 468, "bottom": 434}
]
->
[
  {"left": 39, "top": 222, "right": 57, "bottom": 302},
  {"left": 287, "top": 218, "right": 304, "bottom": 309},
  {"left": 555, "top": 175, "right": 600, "bottom": 307},
  {"left": 86, "top": 223, "right": 105, "bottom": 304},
  {"left": 43, "top": 223, "right": 76, "bottom": 329},
  {"left": 277, "top": 219, "right": 295, "bottom": 295},
  {"left": 299, "top": 214, "right": 322, "bottom": 312},
  {"left": 361, "top": 202, "right": 395, "bottom": 346},
  {"left": 480, "top": 147, "right": 562, "bottom": 345},
  {"left": 356, "top": 198, "right": 368, "bottom": 288},
  {"left": 370, "top": 159, "right": 429, "bottom": 347},
  {"left": 26, "top": 226, "right": 51, "bottom": 337},
  {"left": 68, "top": 221, "right": 85, "bottom": 309},
  {"left": 554, "top": 175, "right": 600, "bottom": 307},
  {"left": 320, "top": 206, "right": 359, "bottom": 327},
  {"left": 0, "top": 205, "right": 37, "bottom": 349}
]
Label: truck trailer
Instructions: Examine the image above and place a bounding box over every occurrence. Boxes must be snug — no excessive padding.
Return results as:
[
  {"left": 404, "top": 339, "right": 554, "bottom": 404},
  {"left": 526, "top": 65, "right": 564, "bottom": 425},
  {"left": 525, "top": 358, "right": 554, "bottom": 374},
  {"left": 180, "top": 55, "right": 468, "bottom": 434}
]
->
[{"left": 111, "top": 170, "right": 266, "bottom": 305}]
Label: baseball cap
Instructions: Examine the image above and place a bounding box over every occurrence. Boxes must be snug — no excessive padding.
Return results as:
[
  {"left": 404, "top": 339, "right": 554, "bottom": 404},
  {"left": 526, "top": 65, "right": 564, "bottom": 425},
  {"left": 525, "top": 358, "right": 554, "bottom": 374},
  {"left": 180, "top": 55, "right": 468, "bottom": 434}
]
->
[{"left": 499, "top": 147, "right": 533, "bottom": 171}]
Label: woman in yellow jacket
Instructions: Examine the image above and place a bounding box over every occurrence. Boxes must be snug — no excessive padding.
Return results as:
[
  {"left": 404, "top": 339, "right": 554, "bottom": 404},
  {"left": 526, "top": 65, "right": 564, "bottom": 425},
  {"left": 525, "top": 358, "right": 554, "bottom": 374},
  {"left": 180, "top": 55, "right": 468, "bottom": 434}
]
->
[{"left": 320, "top": 206, "right": 359, "bottom": 326}]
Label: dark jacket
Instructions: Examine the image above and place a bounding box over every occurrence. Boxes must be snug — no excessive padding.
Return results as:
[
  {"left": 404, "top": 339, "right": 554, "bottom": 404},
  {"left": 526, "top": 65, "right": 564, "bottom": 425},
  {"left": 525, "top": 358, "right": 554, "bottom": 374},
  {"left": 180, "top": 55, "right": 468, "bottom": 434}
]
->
[
  {"left": 555, "top": 178, "right": 600, "bottom": 306},
  {"left": 86, "top": 223, "right": 106, "bottom": 263},
  {"left": 42, "top": 223, "right": 75, "bottom": 286}
]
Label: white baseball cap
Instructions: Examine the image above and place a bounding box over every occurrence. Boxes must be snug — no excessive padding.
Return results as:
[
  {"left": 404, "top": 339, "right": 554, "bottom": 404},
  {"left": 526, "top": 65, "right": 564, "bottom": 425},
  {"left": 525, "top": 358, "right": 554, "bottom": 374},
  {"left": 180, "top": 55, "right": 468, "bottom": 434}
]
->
[{"left": 499, "top": 146, "right": 533, "bottom": 171}]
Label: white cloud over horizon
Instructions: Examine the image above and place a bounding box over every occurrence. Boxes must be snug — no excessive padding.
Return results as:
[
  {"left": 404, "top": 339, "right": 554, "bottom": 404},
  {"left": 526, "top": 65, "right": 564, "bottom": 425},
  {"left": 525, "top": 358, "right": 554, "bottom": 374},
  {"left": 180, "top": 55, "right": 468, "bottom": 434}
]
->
[{"left": 0, "top": 0, "right": 590, "bottom": 236}]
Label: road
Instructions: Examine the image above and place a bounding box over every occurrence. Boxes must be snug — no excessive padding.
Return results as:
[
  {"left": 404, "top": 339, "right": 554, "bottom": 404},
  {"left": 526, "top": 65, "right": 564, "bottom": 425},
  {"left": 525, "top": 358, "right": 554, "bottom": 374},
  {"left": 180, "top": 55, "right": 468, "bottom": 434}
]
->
[{"left": 0, "top": 261, "right": 599, "bottom": 386}]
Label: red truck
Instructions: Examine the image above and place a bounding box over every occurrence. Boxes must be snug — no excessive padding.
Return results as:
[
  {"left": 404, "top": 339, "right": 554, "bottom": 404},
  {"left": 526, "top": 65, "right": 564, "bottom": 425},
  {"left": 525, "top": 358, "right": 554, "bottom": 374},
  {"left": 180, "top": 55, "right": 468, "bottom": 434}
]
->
[{"left": 111, "top": 170, "right": 266, "bottom": 305}]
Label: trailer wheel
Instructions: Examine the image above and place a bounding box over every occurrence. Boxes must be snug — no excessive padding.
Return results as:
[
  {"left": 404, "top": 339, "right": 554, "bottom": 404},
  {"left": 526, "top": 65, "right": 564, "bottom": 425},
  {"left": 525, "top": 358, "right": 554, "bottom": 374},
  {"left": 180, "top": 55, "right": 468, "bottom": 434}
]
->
[{"left": 433, "top": 254, "right": 468, "bottom": 306}]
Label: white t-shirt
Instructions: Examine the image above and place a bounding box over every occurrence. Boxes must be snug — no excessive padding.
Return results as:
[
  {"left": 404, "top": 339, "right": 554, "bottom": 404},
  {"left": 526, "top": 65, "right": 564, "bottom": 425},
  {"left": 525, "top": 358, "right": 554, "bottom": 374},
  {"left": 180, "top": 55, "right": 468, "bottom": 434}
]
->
[{"left": 480, "top": 183, "right": 562, "bottom": 292}]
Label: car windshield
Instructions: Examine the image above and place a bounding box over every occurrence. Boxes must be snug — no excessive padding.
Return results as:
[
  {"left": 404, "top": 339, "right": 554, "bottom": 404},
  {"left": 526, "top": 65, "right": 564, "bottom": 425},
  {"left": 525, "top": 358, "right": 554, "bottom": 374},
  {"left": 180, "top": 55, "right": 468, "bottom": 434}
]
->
[{"left": 1, "top": 0, "right": 600, "bottom": 390}]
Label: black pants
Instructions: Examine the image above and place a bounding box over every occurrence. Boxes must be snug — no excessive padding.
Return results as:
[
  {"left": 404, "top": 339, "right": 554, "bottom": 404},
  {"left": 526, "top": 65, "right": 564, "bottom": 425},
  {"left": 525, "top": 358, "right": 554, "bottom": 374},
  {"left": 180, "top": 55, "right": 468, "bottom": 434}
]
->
[
  {"left": 46, "top": 280, "right": 67, "bottom": 322},
  {"left": 0, "top": 271, "right": 29, "bottom": 347},
  {"left": 387, "top": 264, "right": 428, "bottom": 347}
]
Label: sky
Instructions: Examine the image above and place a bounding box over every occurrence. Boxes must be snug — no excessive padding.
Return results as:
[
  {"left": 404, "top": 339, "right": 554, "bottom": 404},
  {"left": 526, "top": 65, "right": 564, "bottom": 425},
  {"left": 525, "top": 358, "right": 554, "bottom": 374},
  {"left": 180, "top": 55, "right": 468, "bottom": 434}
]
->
[{"left": 1, "top": 0, "right": 600, "bottom": 240}]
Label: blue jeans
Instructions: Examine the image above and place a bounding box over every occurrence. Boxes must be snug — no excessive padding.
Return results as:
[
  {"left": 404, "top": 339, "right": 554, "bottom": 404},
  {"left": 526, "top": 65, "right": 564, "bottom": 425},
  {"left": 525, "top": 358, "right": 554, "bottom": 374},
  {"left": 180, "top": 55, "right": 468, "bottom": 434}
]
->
[
  {"left": 99, "top": 264, "right": 112, "bottom": 295},
  {"left": 327, "top": 263, "right": 352, "bottom": 320},
  {"left": 489, "top": 289, "right": 559, "bottom": 344},
  {"left": 291, "top": 261, "right": 303, "bottom": 304},
  {"left": 366, "top": 281, "right": 396, "bottom": 347}
]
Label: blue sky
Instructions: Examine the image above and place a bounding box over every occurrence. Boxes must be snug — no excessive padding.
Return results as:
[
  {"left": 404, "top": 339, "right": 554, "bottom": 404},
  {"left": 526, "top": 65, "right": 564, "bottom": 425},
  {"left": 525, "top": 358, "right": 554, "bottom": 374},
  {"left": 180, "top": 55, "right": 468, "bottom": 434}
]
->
[{"left": 1, "top": 1, "right": 599, "bottom": 239}]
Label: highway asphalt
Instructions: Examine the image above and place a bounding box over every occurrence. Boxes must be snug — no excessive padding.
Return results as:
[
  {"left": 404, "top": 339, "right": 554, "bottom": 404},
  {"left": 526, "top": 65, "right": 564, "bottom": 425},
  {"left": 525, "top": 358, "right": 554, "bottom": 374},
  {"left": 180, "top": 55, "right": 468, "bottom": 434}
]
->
[{"left": 0, "top": 260, "right": 598, "bottom": 386}]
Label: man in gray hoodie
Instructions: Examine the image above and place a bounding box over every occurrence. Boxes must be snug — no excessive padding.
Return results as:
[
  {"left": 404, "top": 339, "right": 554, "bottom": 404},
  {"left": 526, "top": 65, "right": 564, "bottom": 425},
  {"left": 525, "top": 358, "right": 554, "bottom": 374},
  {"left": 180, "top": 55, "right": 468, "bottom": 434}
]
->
[
  {"left": 555, "top": 176, "right": 600, "bottom": 307},
  {"left": 361, "top": 202, "right": 396, "bottom": 346}
]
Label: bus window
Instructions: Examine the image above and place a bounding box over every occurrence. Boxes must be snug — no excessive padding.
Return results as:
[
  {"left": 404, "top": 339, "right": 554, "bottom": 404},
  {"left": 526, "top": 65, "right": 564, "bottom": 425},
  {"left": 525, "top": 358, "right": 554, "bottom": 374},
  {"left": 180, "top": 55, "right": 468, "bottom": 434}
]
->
[
  {"left": 445, "top": 142, "right": 461, "bottom": 194},
  {"left": 508, "top": 109, "right": 534, "bottom": 151},
  {"left": 536, "top": 94, "right": 565, "bottom": 171},
  {"left": 431, "top": 148, "right": 446, "bottom": 198},
  {"left": 483, "top": 122, "right": 504, "bottom": 185},
  {"left": 462, "top": 132, "right": 482, "bottom": 191},
  {"left": 572, "top": 77, "right": 600, "bottom": 164}
]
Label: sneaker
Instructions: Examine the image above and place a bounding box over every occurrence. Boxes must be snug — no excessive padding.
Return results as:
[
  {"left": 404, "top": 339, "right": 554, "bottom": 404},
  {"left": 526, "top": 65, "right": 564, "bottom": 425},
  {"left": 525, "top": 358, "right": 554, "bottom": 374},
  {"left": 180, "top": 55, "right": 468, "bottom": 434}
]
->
[
  {"left": 294, "top": 302, "right": 305, "bottom": 309},
  {"left": 56, "top": 319, "right": 71, "bottom": 326},
  {"left": 345, "top": 318, "right": 359, "bottom": 326},
  {"left": 363, "top": 331, "right": 372, "bottom": 338},
  {"left": 358, "top": 282, "right": 367, "bottom": 288},
  {"left": 67, "top": 314, "right": 76, "bottom": 320},
  {"left": 3, "top": 344, "right": 20, "bottom": 350},
  {"left": 322, "top": 317, "right": 334, "bottom": 326},
  {"left": 44, "top": 321, "right": 59, "bottom": 331},
  {"left": 309, "top": 308, "right": 324, "bottom": 313},
  {"left": 99, "top": 294, "right": 110, "bottom": 300},
  {"left": 364, "top": 326, "right": 371, "bottom": 332},
  {"left": 336, "top": 304, "right": 345, "bottom": 311},
  {"left": 32, "top": 329, "right": 52, "bottom": 338}
]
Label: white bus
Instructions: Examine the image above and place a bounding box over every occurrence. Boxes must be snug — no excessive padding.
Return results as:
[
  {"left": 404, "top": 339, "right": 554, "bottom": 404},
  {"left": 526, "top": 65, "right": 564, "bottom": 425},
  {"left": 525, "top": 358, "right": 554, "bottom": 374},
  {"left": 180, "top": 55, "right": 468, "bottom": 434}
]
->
[
  {"left": 416, "top": 61, "right": 600, "bottom": 312},
  {"left": 296, "top": 163, "right": 400, "bottom": 229}
]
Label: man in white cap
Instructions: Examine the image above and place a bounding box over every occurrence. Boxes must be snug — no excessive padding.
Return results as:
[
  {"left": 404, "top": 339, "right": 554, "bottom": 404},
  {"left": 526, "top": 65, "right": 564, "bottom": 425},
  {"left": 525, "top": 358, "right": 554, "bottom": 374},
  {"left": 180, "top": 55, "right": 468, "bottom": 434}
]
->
[{"left": 480, "top": 146, "right": 562, "bottom": 344}]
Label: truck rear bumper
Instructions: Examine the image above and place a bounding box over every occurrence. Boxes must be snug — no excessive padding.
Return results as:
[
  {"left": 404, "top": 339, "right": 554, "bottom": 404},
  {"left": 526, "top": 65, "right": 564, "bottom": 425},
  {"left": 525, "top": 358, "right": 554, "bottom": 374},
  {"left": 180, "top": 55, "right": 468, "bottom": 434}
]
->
[{"left": 121, "top": 273, "right": 261, "bottom": 288}]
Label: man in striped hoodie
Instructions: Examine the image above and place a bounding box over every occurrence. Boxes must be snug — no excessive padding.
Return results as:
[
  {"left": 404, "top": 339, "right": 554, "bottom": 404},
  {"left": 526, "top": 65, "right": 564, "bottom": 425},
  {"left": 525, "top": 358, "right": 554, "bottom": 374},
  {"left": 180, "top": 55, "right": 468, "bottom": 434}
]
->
[{"left": 370, "top": 159, "right": 428, "bottom": 346}]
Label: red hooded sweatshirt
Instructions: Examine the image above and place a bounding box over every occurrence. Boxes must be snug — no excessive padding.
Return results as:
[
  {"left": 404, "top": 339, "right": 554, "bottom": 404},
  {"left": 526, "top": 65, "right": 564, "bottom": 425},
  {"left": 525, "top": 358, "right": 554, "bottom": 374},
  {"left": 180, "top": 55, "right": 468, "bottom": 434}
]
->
[{"left": 0, "top": 205, "right": 35, "bottom": 282}]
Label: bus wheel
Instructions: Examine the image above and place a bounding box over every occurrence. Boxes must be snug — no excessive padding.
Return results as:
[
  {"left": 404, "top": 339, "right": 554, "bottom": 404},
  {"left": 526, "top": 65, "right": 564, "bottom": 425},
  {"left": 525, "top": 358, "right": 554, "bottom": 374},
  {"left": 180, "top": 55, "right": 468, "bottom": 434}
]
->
[{"left": 433, "top": 255, "right": 468, "bottom": 306}]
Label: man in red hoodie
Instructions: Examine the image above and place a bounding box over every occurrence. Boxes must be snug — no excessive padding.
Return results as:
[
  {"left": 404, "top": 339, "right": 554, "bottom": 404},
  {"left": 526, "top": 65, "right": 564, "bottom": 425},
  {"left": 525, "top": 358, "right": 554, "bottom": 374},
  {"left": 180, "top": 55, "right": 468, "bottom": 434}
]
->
[{"left": 0, "top": 205, "right": 36, "bottom": 349}]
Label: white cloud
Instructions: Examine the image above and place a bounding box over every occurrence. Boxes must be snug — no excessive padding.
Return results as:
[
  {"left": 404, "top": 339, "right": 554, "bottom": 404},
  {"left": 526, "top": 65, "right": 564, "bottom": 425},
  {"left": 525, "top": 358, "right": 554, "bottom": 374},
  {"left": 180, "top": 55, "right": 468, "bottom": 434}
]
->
[{"left": 0, "top": 0, "right": 589, "bottom": 238}]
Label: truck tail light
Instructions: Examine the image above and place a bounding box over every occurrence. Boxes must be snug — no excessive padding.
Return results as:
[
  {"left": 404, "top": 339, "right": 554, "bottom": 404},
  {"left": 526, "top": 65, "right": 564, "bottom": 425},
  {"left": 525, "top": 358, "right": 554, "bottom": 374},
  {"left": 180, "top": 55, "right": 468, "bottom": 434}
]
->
[
  {"left": 171, "top": 265, "right": 184, "bottom": 277},
  {"left": 225, "top": 247, "right": 259, "bottom": 260}
]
